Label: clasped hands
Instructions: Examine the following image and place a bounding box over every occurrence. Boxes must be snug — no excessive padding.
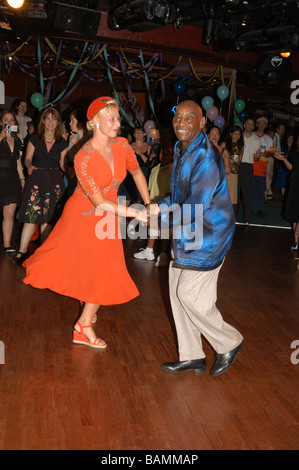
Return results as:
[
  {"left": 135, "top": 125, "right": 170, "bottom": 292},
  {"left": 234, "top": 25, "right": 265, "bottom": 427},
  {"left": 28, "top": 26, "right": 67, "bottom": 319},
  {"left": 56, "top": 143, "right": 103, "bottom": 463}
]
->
[{"left": 136, "top": 203, "right": 160, "bottom": 229}]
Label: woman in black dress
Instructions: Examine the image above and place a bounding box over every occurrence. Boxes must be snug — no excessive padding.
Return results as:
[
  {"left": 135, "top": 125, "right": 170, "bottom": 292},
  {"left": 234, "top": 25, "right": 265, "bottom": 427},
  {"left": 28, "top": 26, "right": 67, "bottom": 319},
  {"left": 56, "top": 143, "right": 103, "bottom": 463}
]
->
[
  {"left": 0, "top": 109, "right": 25, "bottom": 254},
  {"left": 275, "top": 134, "right": 299, "bottom": 251},
  {"left": 13, "top": 108, "right": 68, "bottom": 264}
]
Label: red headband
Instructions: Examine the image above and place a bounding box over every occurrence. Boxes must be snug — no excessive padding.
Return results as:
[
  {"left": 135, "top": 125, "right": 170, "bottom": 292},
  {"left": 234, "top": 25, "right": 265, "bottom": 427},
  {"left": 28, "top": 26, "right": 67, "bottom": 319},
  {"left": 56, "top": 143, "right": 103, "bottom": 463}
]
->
[{"left": 87, "top": 96, "right": 113, "bottom": 121}]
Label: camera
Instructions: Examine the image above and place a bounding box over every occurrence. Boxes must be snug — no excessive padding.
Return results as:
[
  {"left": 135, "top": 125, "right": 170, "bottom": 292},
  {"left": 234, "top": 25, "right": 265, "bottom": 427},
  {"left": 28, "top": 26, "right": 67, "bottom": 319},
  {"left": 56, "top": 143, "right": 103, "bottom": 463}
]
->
[{"left": 5, "top": 124, "right": 18, "bottom": 134}]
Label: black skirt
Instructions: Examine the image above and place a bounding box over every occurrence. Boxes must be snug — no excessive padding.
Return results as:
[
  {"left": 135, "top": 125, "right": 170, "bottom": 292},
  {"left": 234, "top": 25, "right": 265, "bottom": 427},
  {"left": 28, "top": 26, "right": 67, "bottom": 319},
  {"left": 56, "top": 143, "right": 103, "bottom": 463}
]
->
[{"left": 18, "top": 168, "right": 65, "bottom": 225}]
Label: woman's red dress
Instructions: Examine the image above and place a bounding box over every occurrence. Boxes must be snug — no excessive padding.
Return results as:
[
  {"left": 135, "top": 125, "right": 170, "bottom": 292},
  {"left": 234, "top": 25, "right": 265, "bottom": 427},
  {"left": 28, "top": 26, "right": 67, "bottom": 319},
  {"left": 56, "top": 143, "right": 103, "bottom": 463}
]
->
[{"left": 23, "top": 137, "right": 140, "bottom": 305}]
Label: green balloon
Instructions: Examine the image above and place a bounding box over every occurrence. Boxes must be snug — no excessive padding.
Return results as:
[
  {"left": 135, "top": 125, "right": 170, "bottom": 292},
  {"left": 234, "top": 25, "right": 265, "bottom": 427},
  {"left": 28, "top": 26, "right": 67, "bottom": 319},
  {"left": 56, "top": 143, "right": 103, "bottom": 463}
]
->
[
  {"left": 30, "top": 92, "right": 44, "bottom": 109},
  {"left": 233, "top": 115, "right": 242, "bottom": 124},
  {"left": 234, "top": 99, "right": 245, "bottom": 113}
]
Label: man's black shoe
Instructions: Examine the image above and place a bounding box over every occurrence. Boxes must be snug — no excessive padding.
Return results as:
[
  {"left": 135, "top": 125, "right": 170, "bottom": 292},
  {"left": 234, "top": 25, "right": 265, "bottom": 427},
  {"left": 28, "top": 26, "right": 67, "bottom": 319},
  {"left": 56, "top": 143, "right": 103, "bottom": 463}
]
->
[
  {"left": 209, "top": 343, "right": 243, "bottom": 377},
  {"left": 161, "top": 359, "right": 206, "bottom": 373}
]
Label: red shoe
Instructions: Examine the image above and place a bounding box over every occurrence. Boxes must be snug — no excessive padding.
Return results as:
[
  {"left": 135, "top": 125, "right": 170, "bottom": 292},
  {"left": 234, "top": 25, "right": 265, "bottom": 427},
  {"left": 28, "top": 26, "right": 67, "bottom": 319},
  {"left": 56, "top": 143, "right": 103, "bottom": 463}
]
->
[{"left": 72, "top": 322, "right": 107, "bottom": 349}]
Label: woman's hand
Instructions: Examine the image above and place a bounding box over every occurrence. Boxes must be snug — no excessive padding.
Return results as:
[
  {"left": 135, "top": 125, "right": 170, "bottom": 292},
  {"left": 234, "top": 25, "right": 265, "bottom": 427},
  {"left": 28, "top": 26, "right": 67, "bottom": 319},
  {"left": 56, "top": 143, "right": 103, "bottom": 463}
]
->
[
  {"left": 27, "top": 165, "right": 37, "bottom": 176},
  {"left": 135, "top": 209, "right": 149, "bottom": 224},
  {"left": 274, "top": 152, "right": 285, "bottom": 161}
]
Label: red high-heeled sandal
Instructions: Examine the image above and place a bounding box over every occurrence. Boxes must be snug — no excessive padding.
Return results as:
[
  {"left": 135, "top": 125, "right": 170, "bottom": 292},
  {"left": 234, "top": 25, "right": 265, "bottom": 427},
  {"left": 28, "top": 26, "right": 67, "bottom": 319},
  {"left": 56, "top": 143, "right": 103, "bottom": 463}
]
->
[{"left": 72, "top": 322, "right": 107, "bottom": 349}]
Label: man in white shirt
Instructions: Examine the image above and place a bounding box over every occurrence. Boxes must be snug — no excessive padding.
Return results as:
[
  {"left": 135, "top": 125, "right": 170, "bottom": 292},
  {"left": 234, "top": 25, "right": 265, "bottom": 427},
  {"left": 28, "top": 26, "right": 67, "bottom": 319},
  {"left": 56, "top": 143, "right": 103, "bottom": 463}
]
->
[
  {"left": 238, "top": 118, "right": 260, "bottom": 225},
  {"left": 253, "top": 116, "right": 273, "bottom": 201}
]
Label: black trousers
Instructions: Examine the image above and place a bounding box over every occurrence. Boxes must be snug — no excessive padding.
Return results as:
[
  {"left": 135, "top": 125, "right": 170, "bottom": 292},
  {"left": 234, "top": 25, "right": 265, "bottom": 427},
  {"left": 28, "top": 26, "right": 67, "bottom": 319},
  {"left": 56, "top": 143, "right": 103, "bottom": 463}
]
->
[{"left": 237, "top": 163, "right": 253, "bottom": 223}]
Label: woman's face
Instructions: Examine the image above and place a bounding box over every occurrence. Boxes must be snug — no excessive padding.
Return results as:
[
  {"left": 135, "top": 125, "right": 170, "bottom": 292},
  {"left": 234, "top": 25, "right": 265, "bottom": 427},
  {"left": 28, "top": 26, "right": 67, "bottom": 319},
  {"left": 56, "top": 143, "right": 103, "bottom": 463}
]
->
[
  {"left": 2, "top": 113, "right": 15, "bottom": 127},
  {"left": 134, "top": 129, "right": 145, "bottom": 141},
  {"left": 43, "top": 113, "right": 58, "bottom": 132},
  {"left": 287, "top": 135, "right": 294, "bottom": 147},
  {"left": 70, "top": 115, "right": 79, "bottom": 133},
  {"left": 96, "top": 107, "right": 121, "bottom": 138},
  {"left": 209, "top": 127, "right": 220, "bottom": 145},
  {"left": 231, "top": 130, "right": 241, "bottom": 142},
  {"left": 17, "top": 101, "right": 27, "bottom": 115}
]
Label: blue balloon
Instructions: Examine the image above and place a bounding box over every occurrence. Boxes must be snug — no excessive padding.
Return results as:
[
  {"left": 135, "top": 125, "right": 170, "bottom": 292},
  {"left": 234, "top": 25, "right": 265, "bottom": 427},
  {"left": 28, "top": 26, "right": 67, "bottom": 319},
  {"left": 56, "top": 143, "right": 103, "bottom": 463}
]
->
[
  {"left": 173, "top": 80, "right": 185, "bottom": 95},
  {"left": 237, "top": 109, "right": 249, "bottom": 123},
  {"left": 213, "top": 115, "right": 225, "bottom": 128},
  {"left": 217, "top": 85, "right": 229, "bottom": 101},
  {"left": 201, "top": 96, "right": 214, "bottom": 111}
]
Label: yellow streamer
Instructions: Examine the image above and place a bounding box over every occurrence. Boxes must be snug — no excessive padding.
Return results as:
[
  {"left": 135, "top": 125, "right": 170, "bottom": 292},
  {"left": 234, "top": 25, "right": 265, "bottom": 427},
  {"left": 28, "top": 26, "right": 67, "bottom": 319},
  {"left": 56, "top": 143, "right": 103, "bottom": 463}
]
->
[
  {"left": 119, "top": 47, "right": 147, "bottom": 78},
  {"left": 44, "top": 37, "right": 103, "bottom": 66},
  {"left": 2, "top": 36, "right": 32, "bottom": 58},
  {"left": 189, "top": 59, "right": 219, "bottom": 83}
]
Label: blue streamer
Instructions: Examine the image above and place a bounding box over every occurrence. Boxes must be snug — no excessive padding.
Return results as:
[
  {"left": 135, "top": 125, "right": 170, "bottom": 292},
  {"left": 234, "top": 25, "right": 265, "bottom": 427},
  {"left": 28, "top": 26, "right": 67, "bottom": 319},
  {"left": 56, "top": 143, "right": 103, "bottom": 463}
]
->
[
  {"left": 139, "top": 49, "right": 158, "bottom": 124},
  {"left": 103, "top": 45, "right": 135, "bottom": 128},
  {"left": 45, "top": 42, "right": 89, "bottom": 108}
]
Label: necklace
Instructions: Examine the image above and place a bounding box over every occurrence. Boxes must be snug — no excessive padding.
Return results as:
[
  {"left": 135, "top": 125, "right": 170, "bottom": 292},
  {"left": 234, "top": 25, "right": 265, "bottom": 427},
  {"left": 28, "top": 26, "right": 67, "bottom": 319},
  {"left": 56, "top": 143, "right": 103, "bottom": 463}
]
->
[{"left": 45, "top": 137, "right": 55, "bottom": 144}]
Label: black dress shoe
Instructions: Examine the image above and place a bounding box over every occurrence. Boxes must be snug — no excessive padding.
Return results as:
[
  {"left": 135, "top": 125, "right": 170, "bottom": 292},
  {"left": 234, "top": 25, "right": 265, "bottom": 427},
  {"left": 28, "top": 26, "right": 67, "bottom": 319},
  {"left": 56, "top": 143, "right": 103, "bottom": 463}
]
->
[
  {"left": 209, "top": 343, "right": 243, "bottom": 377},
  {"left": 161, "top": 359, "right": 206, "bottom": 373},
  {"left": 12, "top": 252, "right": 28, "bottom": 265}
]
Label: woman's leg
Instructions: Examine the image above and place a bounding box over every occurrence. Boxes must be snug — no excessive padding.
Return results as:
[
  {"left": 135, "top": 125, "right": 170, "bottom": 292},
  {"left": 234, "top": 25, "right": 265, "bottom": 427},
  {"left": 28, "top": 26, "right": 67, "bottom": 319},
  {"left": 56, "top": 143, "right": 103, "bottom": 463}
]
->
[
  {"left": 40, "top": 223, "right": 53, "bottom": 244},
  {"left": 17, "top": 223, "right": 36, "bottom": 255},
  {"left": 294, "top": 222, "right": 299, "bottom": 244},
  {"left": 2, "top": 203, "right": 17, "bottom": 248}
]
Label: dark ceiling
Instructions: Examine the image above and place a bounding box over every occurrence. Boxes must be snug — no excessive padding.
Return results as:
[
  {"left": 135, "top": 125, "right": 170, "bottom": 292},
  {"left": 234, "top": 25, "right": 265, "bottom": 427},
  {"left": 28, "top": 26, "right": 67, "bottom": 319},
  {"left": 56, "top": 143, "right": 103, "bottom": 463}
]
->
[
  {"left": 1, "top": 1, "right": 299, "bottom": 54},
  {"left": 1, "top": 0, "right": 299, "bottom": 120}
]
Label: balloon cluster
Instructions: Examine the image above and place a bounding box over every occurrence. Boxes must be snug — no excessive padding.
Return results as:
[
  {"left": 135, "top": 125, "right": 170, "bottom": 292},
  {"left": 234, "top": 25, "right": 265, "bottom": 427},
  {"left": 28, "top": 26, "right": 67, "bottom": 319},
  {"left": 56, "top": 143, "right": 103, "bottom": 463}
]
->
[
  {"left": 201, "top": 84, "right": 229, "bottom": 129},
  {"left": 201, "top": 85, "right": 248, "bottom": 129},
  {"left": 233, "top": 99, "right": 248, "bottom": 124}
]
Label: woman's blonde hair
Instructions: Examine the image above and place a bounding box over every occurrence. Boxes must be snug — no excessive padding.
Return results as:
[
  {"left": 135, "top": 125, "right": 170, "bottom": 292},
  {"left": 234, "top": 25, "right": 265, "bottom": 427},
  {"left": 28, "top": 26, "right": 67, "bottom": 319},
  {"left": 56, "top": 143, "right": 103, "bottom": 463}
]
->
[
  {"left": 37, "top": 107, "right": 62, "bottom": 141},
  {"left": 86, "top": 98, "right": 119, "bottom": 131}
]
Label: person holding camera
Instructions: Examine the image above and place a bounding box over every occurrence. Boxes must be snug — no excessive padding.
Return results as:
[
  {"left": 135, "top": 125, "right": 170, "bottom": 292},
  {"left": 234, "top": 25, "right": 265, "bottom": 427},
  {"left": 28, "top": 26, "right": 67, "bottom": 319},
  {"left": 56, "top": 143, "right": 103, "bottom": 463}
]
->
[{"left": 0, "top": 109, "right": 25, "bottom": 254}]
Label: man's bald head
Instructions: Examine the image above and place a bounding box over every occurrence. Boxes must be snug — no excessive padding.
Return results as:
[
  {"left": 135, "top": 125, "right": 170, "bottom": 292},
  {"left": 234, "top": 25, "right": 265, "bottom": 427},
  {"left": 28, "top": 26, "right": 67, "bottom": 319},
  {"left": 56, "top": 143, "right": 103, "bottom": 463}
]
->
[{"left": 173, "top": 100, "right": 206, "bottom": 146}]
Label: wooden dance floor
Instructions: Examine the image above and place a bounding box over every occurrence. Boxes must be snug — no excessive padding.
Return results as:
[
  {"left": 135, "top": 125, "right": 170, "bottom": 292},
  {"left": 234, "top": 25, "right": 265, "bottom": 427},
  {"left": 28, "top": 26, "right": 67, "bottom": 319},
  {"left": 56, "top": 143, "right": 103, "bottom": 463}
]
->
[{"left": 0, "top": 223, "right": 299, "bottom": 450}]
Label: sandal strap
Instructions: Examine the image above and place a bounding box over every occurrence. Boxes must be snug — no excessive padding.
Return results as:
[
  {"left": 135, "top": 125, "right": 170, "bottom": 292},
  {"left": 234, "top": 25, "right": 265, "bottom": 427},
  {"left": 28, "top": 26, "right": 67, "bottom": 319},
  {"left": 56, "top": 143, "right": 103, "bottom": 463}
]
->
[
  {"left": 94, "top": 338, "right": 106, "bottom": 346},
  {"left": 75, "top": 322, "right": 92, "bottom": 333}
]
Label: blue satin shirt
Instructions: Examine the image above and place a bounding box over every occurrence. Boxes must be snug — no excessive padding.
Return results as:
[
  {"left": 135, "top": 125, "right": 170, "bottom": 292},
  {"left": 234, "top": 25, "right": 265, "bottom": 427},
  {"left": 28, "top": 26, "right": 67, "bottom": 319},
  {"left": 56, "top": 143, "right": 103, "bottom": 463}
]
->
[{"left": 158, "top": 131, "right": 235, "bottom": 270}]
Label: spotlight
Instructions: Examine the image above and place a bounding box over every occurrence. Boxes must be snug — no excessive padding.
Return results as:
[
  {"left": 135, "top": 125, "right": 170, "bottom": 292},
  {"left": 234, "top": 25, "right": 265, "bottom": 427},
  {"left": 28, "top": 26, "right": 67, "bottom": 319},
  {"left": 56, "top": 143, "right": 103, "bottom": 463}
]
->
[
  {"left": 6, "top": 0, "right": 24, "bottom": 8},
  {"left": 143, "top": 0, "right": 177, "bottom": 25},
  {"left": 214, "top": 23, "right": 237, "bottom": 52}
]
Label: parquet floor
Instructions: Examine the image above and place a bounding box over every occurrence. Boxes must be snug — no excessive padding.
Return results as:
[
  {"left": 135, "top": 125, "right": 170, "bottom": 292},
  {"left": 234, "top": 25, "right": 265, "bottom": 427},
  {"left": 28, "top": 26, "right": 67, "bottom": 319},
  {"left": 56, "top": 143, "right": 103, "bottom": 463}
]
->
[{"left": 0, "top": 222, "right": 299, "bottom": 450}]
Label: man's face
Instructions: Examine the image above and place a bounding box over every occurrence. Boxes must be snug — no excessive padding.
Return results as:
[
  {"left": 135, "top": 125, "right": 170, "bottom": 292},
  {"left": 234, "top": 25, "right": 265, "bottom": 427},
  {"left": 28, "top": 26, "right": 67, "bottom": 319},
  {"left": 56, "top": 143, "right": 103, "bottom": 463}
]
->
[
  {"left": 277, "top": 124, "right": 285, "bottom": 137},
  {"left": 256, "top": 120, "right": 267, "bottom": 132},
  {"left": 172, "top": 101, "right": 205, "bottom": 146},
  {"left": 244, "top": 119, "right": 255, "bottom": 133}
]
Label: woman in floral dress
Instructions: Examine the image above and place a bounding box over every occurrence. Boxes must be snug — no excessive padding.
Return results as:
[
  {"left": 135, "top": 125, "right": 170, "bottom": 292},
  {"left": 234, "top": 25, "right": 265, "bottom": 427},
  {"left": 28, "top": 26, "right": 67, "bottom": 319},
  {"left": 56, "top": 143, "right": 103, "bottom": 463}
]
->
[{"left": 13, "top": 108, "right": 68, "bottom": 264}]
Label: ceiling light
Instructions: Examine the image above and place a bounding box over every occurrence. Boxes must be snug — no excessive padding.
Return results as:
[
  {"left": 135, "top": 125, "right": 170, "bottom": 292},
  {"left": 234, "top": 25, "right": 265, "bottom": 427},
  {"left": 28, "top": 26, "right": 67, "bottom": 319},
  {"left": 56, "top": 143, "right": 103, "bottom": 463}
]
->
[{"left": 6, "top": 0, "right": 25, "bottom": 8}]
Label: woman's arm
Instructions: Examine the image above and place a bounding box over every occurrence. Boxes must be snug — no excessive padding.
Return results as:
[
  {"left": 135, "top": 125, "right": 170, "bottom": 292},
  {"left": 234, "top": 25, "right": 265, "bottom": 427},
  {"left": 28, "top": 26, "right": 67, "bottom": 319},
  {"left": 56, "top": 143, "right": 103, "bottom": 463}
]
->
[
  {"left": 222, "top": 148, "right": 231, "bottom": 173},
  {"left": 130, "top": 167, "right": 151, "bottom": 205},
  {"left": 16, "top": 157, "right": 25, "bottom": 189},
  {"left": 59, "top": 148, "right": 68, "bottom": 172},
  {"left": 24, "top": 141, "right": 36, "bottom": 175},
  {"left": 88, "top": 187, "right": 148, "bottom": 222},
  {"left": 275, "top": 153, "right": 292, "bottom": 171},
  {"left": 87, "top": 167, "right": 150, "bottom": 222}
]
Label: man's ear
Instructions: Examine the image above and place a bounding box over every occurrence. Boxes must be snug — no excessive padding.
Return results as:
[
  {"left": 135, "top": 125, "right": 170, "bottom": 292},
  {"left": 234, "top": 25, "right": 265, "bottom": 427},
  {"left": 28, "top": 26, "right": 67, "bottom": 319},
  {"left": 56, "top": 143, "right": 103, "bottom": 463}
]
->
[{"left": 200, "top": 116, "right": 206, "bottom": 129}]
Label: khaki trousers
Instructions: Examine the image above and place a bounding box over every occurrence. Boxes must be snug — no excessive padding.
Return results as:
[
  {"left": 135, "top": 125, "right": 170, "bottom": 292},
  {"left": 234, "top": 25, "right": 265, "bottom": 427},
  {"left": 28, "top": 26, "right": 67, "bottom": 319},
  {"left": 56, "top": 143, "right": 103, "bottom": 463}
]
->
[{"left": 169, "top": 261, "right": 243, "bottom": 361}]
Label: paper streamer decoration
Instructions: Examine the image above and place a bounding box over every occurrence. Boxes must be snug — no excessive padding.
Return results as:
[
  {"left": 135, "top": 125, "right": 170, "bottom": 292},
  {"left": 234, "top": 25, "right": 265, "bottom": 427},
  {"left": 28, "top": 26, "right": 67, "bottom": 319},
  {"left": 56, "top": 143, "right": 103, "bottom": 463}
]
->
[{"left": 103, "top": 45, "right": 135, "bottom": 128}]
